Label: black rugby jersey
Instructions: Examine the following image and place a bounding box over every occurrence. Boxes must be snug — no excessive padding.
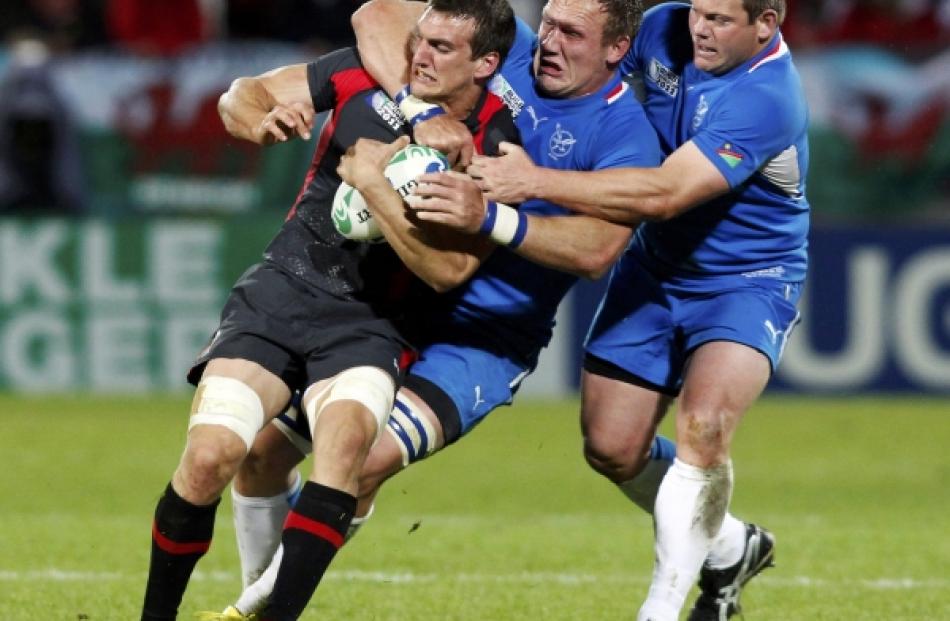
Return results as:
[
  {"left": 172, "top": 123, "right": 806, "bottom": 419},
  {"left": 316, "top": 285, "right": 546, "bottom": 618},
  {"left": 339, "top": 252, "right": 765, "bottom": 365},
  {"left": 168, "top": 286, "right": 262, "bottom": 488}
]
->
[{"left": 262, "top": 46, "right": 518, "bottom": 313}]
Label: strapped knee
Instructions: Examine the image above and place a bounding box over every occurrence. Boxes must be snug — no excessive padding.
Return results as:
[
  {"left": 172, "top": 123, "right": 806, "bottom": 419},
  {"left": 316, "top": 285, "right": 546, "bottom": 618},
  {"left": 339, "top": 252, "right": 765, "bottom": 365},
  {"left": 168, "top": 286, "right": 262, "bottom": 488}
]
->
[
  {"left": 306, "top": 366, "right": 396, "bottom": 442},
  {"left": 188, "top": 375, "right": 265, "bottom": 451},
  {"left": 385, "top": 393, "right": 438, "bottom": 466}
]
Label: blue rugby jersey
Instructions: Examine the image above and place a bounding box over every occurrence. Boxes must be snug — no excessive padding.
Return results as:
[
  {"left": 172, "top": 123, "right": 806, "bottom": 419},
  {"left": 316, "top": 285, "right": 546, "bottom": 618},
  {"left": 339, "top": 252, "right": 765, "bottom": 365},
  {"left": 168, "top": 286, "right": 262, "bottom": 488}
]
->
[
  {"left": 427, "top": 18, "right": 663, "bottom": 362},
  {"left": 620, "top": 2, "right": 810, "bottom": 282}
]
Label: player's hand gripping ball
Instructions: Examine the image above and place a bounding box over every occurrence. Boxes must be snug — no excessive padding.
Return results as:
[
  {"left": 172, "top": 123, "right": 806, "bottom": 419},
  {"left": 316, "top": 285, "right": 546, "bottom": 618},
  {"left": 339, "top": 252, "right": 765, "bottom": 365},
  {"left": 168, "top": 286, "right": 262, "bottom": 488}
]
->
[{"left": 332, "top": 144, "right": 449, "bottom": 242}]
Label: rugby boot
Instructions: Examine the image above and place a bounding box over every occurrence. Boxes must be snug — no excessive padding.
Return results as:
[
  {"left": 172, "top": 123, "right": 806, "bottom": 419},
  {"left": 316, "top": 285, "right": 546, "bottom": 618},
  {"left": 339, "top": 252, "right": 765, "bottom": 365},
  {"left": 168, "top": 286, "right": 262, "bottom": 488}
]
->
[
  {"left": 194, "top": 605, "right": 257, "bottom": 621},
  {"left": 686, "top": 523, "right": 775, "bottom": 621}
]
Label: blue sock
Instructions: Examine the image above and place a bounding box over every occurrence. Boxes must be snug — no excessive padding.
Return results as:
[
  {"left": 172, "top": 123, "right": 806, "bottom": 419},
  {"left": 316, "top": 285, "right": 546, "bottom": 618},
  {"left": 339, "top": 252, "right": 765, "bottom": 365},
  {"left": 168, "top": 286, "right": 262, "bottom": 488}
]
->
[{"left": 650, "top": 435, "right": 677, "bottom": 461}]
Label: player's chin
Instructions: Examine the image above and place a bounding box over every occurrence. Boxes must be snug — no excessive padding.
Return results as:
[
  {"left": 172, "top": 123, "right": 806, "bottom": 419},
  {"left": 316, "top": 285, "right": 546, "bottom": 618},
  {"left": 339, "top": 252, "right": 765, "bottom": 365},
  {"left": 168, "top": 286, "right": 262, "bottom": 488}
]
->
[
  {"left": 409, "top": 81, "right": 439, "bottom": 100},
  {"left": 535, "top": 74, "right": 568, "bottom": 97},
  {"left": 692, "top": 53, "right": 721, "bottom": 74}
]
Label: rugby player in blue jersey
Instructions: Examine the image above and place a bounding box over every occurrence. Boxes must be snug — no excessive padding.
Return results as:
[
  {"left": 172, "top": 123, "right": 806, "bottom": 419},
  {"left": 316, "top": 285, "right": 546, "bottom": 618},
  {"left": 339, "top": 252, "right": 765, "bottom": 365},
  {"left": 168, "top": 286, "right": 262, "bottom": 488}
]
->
[
  {"left": 201, "top": 1, "right": 682, "bottom": 619},
  {"left": 437, "top": 1, "right": 808, "bottom": 619}
]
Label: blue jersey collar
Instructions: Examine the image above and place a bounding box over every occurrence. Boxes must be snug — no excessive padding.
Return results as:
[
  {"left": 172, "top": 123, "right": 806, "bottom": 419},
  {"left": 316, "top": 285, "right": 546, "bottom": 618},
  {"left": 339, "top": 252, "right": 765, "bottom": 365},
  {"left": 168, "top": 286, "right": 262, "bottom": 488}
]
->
[
  {"left": 531, "top": 71, "right": 625, "bottom": 110},
  {"left": 692, "top": 31, "right": 786, "bottom": 82}
]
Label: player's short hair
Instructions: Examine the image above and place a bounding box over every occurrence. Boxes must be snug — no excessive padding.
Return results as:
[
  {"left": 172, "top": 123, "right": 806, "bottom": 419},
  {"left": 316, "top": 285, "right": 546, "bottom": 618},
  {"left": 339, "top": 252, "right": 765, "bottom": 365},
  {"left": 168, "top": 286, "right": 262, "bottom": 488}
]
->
[
  {"left": 428, "top": 0, "right": 517, "bottom": 65},
  {"left": 596, "top": 0, "right": 644, "bottom": 43},
  {"left": 743, "top": 0, "right": 786, "bottom": 25}
]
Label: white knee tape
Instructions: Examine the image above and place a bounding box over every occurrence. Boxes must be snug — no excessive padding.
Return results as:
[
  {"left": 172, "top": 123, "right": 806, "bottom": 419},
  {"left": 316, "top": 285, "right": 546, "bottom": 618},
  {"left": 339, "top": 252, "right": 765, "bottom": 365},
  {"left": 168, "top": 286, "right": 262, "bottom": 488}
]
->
[
  {"left": 385, "top": 393, "right": 438, "bottom": 466},
  {"left": 189, "top": 375, "right": 265, "bottom": 451},
  {"left": 306, "top": 367, "right": 396, "bottom": 442}
]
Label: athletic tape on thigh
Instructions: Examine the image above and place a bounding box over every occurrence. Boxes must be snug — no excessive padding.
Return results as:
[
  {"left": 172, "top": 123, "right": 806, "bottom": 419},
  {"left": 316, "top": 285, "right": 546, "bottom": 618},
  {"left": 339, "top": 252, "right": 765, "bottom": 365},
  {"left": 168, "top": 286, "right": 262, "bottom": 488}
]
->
[
  {"left": 188, "top": 375, "right": 265, "bottom": 451},
  {"left": 385, "top": 393, "right": 438, "bottom": 467},
  {"left": 305, "top": 367, "right": 396, "bottom": 442}
]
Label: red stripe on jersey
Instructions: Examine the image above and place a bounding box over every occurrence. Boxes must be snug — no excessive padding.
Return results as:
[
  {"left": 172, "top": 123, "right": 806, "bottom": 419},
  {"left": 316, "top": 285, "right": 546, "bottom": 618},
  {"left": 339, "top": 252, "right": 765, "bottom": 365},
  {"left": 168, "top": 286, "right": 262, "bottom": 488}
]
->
[
  {"left": 472, "top": 92, "right": 507, "bottom": 155},
  {"left": 329, "top": 68, "right": 378, "bottom": 108},
  {"left": 749, "top": 37, "right": 785, "bottom": 72},
  {"left": 604, "top": 80, "right": 624, "bottom": 102},
  {"left": 398, "top": 347, "right": 418, "bottom": 372},
  {"left": 284, "top": 511, "right": 345, "bottom": 549},
  {"left": 288, "top": 113, "right": 334, "bottom": 221},
  {"left": 151, "top": 521, "right": 211, "bottom": 556},
  {"left": 287, "top": 68, "right": 380, "bottom": 220}
]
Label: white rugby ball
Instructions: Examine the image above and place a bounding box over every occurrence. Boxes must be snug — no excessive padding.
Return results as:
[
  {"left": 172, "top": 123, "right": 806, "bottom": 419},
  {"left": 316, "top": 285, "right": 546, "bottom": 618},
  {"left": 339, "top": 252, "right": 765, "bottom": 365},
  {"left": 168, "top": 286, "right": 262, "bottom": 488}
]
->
[{"left": 331, "top": 144, "right": 450, "bottom": 242}]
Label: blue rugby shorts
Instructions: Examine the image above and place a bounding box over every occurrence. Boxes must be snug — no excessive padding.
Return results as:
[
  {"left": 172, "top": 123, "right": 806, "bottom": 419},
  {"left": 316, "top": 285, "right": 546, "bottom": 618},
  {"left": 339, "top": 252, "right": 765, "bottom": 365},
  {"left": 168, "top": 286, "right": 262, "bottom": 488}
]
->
[{"left": 585, "top": 255, "right": 802, "bottom": 395}]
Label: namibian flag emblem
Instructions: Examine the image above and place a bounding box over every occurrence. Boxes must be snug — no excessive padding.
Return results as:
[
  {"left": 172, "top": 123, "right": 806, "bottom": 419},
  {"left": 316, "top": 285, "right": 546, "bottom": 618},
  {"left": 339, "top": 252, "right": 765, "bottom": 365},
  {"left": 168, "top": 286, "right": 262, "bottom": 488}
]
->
[{"left": 716, "top": 144, "right": 743, "bottom": 168}]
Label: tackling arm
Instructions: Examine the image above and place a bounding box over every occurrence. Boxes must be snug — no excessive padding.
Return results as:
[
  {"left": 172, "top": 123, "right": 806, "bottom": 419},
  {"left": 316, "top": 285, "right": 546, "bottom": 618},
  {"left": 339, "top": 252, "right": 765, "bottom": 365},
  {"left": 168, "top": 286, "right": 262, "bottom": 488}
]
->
[
  {"left": 409, "top": 169, "right": 632, "bottom": 280},
  {"left": 351, "top": 0, "right": 424, "bottom": 96},
  {"left": 339, "top": 138, "right": 492, "bottom": 293},
  {"left": 476, "top": 141, "right": 731, "bottom": 224},
  {"left": 515, "top": 215, "right": 632, "bottom": 280},
  {"left": 218, "top": 64, "right": 315, "bottom": 146}
]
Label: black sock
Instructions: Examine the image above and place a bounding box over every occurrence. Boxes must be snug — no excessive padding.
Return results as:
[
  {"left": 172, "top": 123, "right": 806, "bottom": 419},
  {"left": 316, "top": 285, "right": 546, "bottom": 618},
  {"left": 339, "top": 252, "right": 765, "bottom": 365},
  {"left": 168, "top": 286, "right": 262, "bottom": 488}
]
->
[
  {"left": 141, "top": 482, "right": 219, "bottom": 621},
  {"left": 261, "top": 481, "right": 356, "bottom": 621}
]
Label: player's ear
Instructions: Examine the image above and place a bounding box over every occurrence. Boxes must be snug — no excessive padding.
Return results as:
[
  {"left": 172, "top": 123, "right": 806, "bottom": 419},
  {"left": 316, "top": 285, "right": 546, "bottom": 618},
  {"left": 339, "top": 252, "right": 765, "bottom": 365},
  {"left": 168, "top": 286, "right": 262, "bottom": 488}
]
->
[
  {"left": 605, "top": 35, "right": 631, "bottom": 66},
  {"left": 755, "top": 9, "right": 779, "bottom": 43},
  {"left": 473, "top": 51, "right": 501, "bottom": 81}
]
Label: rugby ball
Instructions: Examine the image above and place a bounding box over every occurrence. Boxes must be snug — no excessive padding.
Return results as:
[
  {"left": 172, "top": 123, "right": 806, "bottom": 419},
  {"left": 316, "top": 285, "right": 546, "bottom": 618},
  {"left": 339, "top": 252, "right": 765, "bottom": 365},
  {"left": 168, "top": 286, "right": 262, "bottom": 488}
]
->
[{"left": 331, "top": 144, "right": 450, "bottom": 242}]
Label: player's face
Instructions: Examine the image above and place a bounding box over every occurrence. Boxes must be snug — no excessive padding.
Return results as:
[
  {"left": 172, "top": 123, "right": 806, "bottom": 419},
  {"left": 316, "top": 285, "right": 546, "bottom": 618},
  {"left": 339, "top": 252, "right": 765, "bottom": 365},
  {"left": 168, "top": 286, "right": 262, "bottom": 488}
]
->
[
  {"left": 689, "top": 0, "right": 776, "bottom": 75},
  {"left": 409, "top": 9, "right": 494, "bottom": 107},
  {"left": 534, "top": 0, "right": 628, "bottom": 98}
]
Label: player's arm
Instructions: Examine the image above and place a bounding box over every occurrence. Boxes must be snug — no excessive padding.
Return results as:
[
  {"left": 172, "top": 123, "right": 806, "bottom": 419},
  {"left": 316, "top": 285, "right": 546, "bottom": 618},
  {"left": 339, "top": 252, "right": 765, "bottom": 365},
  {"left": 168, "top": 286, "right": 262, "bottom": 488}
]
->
[
  {"left": 352, "top": 0, "right": 474, "bottom": 166},
  {"left": 339, "top": 137, "right": 492, "bottom": 293},
  {"left": 414, "top": 103, "right": 662, "bottom": 278},
  {"left": 512, "top": 215, "right": 632, "bottom": 279},
  {"left": 218, "top": 64, "right": 315, "bottom": 146},
  {"left": 410, "top": 170, "right": 631, "bottom": 280},
  {"left": 472, "top": 140, "right": 730, "bottom": 224},
  {"left": 351, "top": 0, "right": 422, "bottom": 96},
  {"left": 503, "top": 78, "right": 803, "bottom": 223}
]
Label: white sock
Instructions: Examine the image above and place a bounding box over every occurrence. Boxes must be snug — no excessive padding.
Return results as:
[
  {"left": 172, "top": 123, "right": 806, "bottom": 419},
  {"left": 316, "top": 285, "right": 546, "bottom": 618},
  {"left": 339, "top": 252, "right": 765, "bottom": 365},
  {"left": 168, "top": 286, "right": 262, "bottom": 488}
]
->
[
  {"left": 231, "top": 471, "right": 301, "bottom": 587},
  {"left": 706, "top": 513, "right": 747, "bottom": 569},
  {"left": 235, "top": 544, "right": 282, "bottom": 615},
  {"left": 231, "top": 503, "right": 374, "bottom": 615},
  {"left": 621, "top": 459, "right": 747, "bottom": 570},
  {"left": 639, "top": 458, "right": 734, "bottom": 620}
]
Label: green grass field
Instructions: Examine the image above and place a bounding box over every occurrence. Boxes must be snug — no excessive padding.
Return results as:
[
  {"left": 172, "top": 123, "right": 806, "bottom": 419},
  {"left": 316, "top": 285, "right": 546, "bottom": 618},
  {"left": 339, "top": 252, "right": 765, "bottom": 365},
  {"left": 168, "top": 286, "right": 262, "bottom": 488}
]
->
[{"left": 1, "top": 393, "right": 948, "bottom": 620}]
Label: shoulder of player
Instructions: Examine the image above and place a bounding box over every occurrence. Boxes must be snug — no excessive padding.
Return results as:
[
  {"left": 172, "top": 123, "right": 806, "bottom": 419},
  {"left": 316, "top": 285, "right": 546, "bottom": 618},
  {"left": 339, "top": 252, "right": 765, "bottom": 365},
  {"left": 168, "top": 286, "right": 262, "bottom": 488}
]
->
[
  {"left": 579, "top": 91, "right": 660, "bottom": 163},
  {"left": 597, "top": 81, "right": 651, "bottom": 124},
  {"left": 638, "top": 2, "right": 691, "bottom": 43},
  {"left": 310, "top": 46, "right": 362, "bottom": 73},
  {"left": 630, "top": 3, "right": 692, "bottom": 71},
  {"left": 308, "top": 46, "right": 380, "bottom": 94},
  {"left": 729, "top": 64, "right": 806, "bottom": 119},
  {"left": 706, "top": 74, "right": 806, "bottom": 142}
]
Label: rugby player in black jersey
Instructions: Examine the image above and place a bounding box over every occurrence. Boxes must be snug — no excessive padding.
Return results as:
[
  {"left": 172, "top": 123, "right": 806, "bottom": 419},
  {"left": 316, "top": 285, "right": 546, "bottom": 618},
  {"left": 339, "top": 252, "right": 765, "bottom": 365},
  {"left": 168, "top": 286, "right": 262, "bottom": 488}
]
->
[{"left": 139, "top": 2, "right": 517, "bottom": 620}]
